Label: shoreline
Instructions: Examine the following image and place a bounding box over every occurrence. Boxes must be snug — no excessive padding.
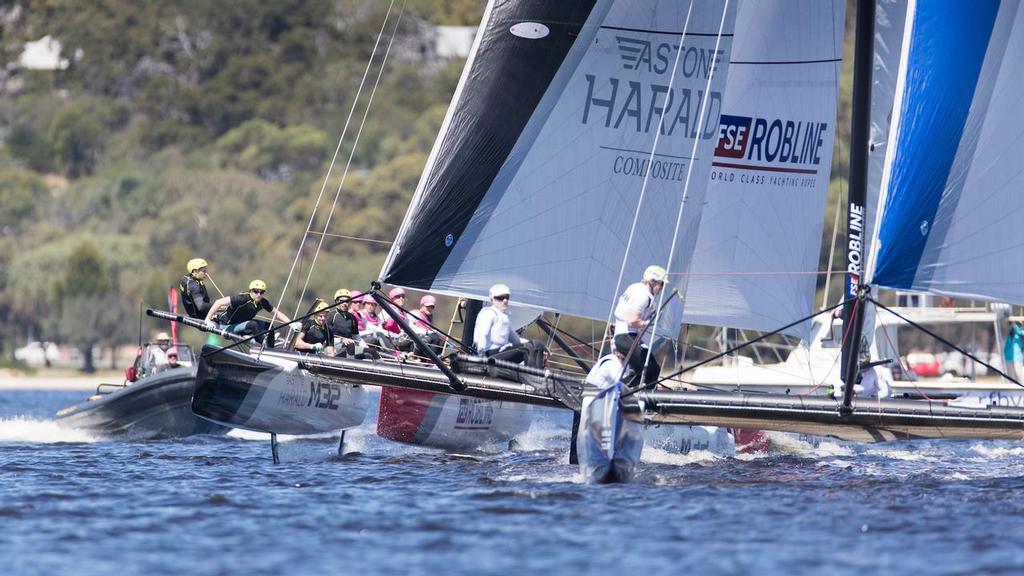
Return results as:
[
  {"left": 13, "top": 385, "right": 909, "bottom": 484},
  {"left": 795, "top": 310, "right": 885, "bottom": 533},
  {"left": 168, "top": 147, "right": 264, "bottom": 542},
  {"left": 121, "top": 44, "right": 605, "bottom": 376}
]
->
[{"left": 0, "top": 370, "right": 122, "bottom": 391}]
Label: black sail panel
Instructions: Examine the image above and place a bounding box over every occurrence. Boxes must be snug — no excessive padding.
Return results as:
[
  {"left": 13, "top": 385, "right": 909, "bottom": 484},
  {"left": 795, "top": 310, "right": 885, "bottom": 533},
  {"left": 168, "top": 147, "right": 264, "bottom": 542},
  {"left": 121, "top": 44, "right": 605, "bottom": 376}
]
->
[{"left": 382, "top": 1, "right": 599, "bottom": 288}]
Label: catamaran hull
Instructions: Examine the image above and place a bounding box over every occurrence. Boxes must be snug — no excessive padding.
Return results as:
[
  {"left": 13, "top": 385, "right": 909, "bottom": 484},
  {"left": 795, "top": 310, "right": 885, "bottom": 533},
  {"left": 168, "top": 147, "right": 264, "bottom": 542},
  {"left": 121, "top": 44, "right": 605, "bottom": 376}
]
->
[
  {"left": 577, "top": 387, "right": 644, "bottom": 484},
  {"left": 193, "top": 346, "right": 369, "bottom": 435},
  {"left": 644, "top": 424, "right": 736, "bottom": 457},
  {"left": 55, "top": 367, "right": 228, "bottom": 439},
  {"left": 630, "top": 390, "right": 1024, "bottom": 442},
  {"left": 377, "top": 387, "right": 533, "bottom": 450}
]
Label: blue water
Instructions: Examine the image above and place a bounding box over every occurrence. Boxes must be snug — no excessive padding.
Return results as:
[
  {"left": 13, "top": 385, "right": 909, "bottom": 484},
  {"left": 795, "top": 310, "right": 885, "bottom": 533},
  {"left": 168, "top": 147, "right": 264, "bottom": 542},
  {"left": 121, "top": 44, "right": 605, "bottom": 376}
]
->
[{"left": 3, "top": 389, "right": 1024, "bottom": 575}]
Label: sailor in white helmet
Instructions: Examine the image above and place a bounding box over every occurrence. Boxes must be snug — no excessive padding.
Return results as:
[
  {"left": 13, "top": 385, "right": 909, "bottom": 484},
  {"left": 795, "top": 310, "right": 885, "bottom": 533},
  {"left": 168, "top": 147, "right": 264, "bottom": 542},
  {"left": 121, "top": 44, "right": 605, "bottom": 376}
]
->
[
  {"left": 611, "top": 265, "right": 666, "bottom": 389},
  {"left": 473, "top": 283, "right": 528, "bottom": 364}
]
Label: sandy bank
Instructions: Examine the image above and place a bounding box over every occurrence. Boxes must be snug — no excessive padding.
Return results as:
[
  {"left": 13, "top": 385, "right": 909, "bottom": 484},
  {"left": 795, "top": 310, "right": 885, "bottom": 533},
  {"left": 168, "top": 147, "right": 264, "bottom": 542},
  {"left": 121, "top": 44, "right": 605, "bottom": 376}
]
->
[{"left": 0, "top": 370, "right": 122, "bottom": 391}]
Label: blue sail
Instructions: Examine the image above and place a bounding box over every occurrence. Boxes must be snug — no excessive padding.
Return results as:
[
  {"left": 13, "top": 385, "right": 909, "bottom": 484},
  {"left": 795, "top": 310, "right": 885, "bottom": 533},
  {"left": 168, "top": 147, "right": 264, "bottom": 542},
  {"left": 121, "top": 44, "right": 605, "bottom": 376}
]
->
[{"left": 870, "top": 0, "right": 1024, "bottom": 304}]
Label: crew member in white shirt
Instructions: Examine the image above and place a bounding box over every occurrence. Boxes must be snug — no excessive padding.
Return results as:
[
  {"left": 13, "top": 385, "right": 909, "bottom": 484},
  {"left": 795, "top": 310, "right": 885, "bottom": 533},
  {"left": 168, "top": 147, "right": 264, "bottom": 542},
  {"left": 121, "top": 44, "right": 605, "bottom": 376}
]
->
[
  {"left": 612, "top": 265, "right": 667, "bottom": 389},
  {"left": 832, "top": 349, "right": 893, "bottom": 399},
  {"left": 473, "top": 283, "right": 527, "bottom": 364}
]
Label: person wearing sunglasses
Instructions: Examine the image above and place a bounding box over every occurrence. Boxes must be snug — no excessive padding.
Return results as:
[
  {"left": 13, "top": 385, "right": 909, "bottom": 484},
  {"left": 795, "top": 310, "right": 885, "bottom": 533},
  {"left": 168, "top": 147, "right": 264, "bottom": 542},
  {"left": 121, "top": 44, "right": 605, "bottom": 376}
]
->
[
  {"left": 204, "top": 279, "right": 292, "bottom": 348},
  {"left": 473, "top": 283, "right": 529, "bottom": 365}
]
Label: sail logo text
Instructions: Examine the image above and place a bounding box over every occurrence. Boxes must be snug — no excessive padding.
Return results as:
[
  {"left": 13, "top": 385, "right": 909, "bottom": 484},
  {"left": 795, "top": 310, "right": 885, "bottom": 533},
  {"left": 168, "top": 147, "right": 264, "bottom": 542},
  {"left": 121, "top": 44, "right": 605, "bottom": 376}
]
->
[
  {"left": 583, "top": 74, "right": 721, "bottom": 138},
  {"left": 615, "top": 36, "right": 724, "bottom": 78},
  {"left": 714, "top": 114, "right": 827, "bottom": 166},
  {"left": 846, "top": 202, "right": 865, "bottom": 297}
]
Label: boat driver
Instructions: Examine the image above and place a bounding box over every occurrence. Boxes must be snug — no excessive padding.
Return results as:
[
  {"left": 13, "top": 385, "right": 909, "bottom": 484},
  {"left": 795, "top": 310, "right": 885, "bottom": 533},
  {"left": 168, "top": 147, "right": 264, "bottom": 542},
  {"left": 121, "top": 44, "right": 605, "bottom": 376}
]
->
[
  {"left": 204, "top": 279, "right": 292, "bottom": 348},
  {"left": 474, "top": 284, "right": 528, "bottom": 365},
  {"left": 147, "top": 331, "right": 173, "bottom": 369},
  {"left": 154, "top": 349, "right": 180, "bottom": 374},
  {"left": 611, "top": 265, "right": 665, "bottom": 389}
]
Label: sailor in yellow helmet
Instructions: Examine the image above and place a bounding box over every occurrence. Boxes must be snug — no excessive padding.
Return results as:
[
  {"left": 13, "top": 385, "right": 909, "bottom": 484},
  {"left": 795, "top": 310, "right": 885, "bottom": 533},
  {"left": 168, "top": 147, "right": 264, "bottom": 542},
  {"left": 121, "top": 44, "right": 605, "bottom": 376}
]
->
[
  {"left": 204, "top": 279, "right": 292, "bottom": 348},
  {"left": 295, "top": 300, "right": 334, "bottom": 356},
  {"left": 611, "top": 265, "right": 667, "bottom": 389},
  {"left": 179, "top": 257, "right": 211, "bottom": 319}
]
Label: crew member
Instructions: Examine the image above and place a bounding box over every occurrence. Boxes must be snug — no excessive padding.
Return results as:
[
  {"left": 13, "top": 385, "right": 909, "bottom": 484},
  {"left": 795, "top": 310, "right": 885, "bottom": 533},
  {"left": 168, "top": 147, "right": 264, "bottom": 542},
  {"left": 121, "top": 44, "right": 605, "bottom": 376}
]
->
[
  {"left": 204, "top": 279, "right": 291, "bottom": 348},
  {"left": 154, "top": 349, "right": 181, "bottom": 374},
  {"left": 833, "top": 349, "right": 892, "bottom": 399},
  {"left": 179, "top": 258, "right": 212, "bottom": 319},
  {"left": 612, "top": 265, "right": 665, "bottom": 389},
  {"left": 147, "top": 332, "right": 173, "bottom": 369},
  {"left": 295, "top": 301, "right": 334, "bottom": 355},
  {"left": 474, "top": 283, "right": 528, "bottom": 365},
  {"left": 329, "top": 289, "right": 376, "bottom": 358}
]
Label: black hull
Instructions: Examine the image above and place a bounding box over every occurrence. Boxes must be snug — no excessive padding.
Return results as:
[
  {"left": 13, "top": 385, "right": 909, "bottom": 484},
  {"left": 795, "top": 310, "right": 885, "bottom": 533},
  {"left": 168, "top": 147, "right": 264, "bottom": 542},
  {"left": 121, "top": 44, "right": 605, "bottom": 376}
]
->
[
  {"left": 628, "top": 390, "right": 1024, "bottom": 443},
  {"left": 193, "top": 346, "right": 369, "bottom": 435},
  {"left": 55, "top": 367, "right": 228, "bottom": 439}
]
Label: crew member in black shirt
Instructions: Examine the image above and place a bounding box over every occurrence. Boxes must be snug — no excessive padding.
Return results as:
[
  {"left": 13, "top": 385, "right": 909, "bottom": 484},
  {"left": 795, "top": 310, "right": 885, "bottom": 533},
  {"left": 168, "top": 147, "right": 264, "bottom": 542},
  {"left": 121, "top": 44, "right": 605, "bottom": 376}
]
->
[
  {"left": 179, "top": 258, "right": 212, "bottom": 319},
  {"left": 295, "top": 301, "right": 333, "bottom": 355},
  {"left": 204, "top": 279, "right": 291, "bottom": 348}
]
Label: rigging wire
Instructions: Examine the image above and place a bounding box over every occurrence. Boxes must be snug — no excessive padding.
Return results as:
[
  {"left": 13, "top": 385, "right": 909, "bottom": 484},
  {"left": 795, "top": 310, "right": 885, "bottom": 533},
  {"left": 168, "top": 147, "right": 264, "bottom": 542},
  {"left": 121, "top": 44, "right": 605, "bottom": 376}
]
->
[
  {"left": 643, "top": 0, "right": 733, "bottom": 385},
  {"left": 267, "top": 0, "right": 398, "bottom": 344},
  {"left": 290, "top": 1, "right": 408, "bottom": 320},
  {"left": 598, "top": 1, "right": 697, "bottom": 360}
]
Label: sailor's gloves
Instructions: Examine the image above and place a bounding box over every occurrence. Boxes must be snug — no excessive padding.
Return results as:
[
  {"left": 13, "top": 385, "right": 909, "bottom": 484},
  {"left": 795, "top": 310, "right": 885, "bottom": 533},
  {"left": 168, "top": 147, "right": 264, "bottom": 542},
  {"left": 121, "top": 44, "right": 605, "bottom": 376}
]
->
[
  {"left": 311, "top": 342, "right": 324, "bottom": 353},
  {"left": 203, "top": 319, "right": 216, "bottom": 331},
  {"left": 290, "top": 324, "right": 301, "bottom": 333}
]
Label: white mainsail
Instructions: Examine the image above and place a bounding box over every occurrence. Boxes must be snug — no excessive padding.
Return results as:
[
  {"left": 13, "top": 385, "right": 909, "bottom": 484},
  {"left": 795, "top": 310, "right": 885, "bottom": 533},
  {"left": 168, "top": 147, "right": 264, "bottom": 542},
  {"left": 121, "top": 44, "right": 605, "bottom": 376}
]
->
[
  {"left": 381, "top": 0, "right": 737, "bottom": 325},
  {"left": 868, "top": 0, "right": 1024, "bottom": 305},
  {"left": 682, "top": 0, "right": 845, "bottom": 338}
]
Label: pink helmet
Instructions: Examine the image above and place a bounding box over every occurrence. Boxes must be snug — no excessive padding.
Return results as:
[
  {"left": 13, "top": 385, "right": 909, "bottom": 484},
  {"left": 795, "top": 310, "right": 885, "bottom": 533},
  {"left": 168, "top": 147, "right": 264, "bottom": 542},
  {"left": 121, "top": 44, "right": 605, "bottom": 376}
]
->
[
  {"left": 389, "top": 287, "right": 406, "bottom": 299},
  {"left": 361, "top": 294, "right": 375, "bottom": 304},
  {"left": 420, "top": 295, "right": 437, "bottom": 307}
]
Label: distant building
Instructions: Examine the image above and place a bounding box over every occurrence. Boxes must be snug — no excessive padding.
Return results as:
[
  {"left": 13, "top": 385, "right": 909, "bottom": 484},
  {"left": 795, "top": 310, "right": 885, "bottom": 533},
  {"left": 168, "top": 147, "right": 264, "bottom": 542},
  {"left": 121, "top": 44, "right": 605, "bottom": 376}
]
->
[
  {"left": 18, "top": 35, "right": 69, "bottom": 71},
  {"left": 434, "top": 26, "right": 476, "bottom": 59}
]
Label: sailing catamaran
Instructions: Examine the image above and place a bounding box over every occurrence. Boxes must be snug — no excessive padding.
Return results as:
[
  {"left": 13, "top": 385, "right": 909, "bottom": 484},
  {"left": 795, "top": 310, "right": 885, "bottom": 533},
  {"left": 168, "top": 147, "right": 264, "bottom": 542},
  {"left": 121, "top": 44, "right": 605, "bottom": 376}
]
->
[{"left": 178, "top": 0, "right": 1024, "bottom": 479}]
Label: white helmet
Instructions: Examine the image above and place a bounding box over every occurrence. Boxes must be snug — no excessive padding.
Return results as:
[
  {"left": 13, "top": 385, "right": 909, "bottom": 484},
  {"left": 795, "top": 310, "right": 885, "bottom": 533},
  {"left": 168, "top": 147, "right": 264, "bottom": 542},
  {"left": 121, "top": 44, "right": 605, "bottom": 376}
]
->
[
  {"left": 489, "top": 283, "right": 511, "bottom": 298},
  {"left": 643, "top": 265, "right": 668, "bottom": 283}
]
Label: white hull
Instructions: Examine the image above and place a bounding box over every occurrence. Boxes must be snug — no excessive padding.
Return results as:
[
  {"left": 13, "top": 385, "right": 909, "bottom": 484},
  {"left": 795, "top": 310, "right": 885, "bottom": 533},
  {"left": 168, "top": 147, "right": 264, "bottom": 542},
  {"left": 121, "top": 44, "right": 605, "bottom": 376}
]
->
[{"left": 644, "top": 424, "right": 736, "bottom": 458}]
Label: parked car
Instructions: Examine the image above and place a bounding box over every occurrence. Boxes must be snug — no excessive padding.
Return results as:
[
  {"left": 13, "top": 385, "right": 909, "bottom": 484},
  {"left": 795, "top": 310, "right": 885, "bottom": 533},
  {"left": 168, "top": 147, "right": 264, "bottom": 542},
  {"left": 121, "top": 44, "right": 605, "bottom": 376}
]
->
[
  {"left": 906, "top": 352, "right": 942, "bottom": 377},
  {"left": 14, "top": 341, "right": 60, "bottom": 366}
]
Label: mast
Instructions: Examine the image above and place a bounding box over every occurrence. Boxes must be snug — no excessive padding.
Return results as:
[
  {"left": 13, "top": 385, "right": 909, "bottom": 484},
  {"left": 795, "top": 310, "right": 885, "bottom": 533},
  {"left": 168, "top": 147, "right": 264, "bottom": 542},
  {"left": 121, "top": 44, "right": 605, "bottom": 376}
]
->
[{"left": 840, "top": 0, "right": 876, "bottom": 411}]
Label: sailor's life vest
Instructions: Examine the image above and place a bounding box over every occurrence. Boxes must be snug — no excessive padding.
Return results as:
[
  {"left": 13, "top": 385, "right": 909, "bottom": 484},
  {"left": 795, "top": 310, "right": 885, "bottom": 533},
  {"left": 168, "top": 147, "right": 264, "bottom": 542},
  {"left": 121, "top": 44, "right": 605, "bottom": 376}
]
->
[{"left": 179, "top": 274, "right": 211, "bottom": 319}]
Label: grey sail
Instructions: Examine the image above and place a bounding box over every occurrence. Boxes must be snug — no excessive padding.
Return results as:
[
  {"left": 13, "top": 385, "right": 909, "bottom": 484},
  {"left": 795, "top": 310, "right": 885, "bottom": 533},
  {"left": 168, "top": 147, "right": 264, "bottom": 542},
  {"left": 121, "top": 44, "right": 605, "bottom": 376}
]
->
[{"left": 381, "top": 0, "right": 738, "bottom": 325}]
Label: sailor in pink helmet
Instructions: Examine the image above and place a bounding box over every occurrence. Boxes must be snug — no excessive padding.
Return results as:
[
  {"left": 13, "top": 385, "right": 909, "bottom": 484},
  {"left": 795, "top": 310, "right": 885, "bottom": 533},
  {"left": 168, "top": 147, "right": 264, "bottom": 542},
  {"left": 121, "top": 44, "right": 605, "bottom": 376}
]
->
[
  {"left": 410, "top": 294, "right": 443, "bottom": 355},
  {"left": 382, "top": 287, "right": 410, "bottom": 335},
  {"left": 358, "top": 293, "right": 382, "bottom": 331},
  {"left": 412, "top": 294, "right": 437, "bottom": 333}
]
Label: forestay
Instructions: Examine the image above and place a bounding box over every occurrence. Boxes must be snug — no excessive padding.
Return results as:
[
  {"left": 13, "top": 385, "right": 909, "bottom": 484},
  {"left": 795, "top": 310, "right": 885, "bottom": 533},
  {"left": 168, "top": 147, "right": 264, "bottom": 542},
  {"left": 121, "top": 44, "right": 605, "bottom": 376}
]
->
[
  {"left": 868, "top": 0, "right": 1024, "bottom": 305},
  {"left": 682, "top": 0, "right": 844, "bottom": 338},
  {"left": 381, "top": 0, "right": 736, "bottom": 325}
]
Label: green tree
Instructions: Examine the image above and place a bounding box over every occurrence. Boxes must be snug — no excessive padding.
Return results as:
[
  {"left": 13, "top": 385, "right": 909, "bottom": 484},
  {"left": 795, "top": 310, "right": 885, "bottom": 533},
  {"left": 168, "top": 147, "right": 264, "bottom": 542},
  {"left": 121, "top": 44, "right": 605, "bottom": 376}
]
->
[
  {"left": 54, "top": 242, "right": 111, "bottom": 372},
  {"left": 49, "top": 103, "right": 104, "bottom": 178}
]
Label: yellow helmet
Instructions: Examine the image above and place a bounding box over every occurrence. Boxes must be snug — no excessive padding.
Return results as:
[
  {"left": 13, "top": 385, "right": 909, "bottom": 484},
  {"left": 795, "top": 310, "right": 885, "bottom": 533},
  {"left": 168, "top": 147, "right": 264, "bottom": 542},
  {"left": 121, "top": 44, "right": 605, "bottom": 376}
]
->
[
  {"left": 334, "top": 288, "right": 352, "bottom": 301},
  {"left": 249, "top": 279, "right": 267, "bottom": 292},
  {"left": 187, "top": 258, "right": 208, "bottom": 273},
  {"left": 643, "top": 265, "right": 668, "bottom": 283},
  {"left": 489, "top": 283, "right": 511, "bottom": 299},
  {"left": 314, "top": 300, "right": 330, "bottom": 313}
]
